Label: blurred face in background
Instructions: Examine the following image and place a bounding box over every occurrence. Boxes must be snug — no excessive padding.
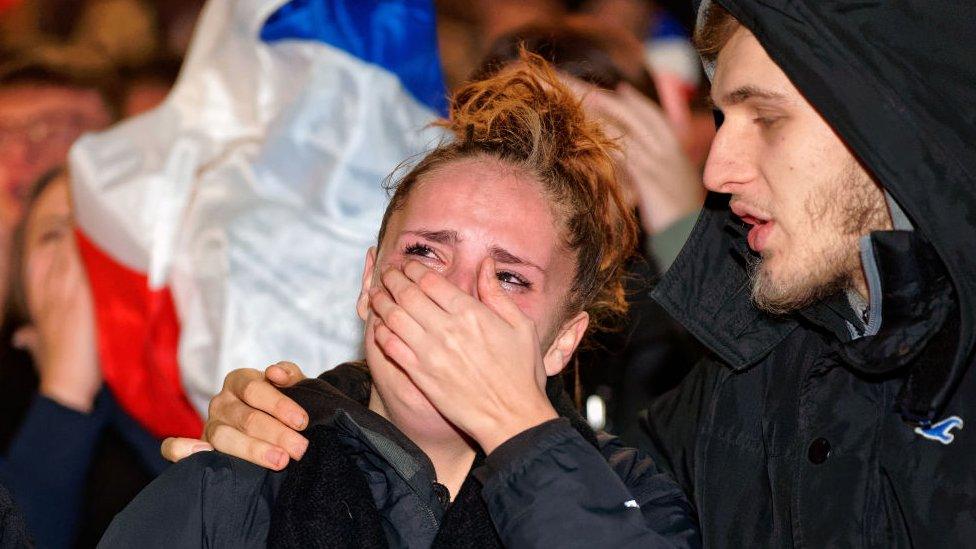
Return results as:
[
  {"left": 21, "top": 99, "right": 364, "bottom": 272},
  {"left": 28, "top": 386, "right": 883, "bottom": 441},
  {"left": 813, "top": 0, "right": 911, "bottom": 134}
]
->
[
  {"left": 0, "top": 83, "right": 109, "bottom": 318},
  {"left": 13, "top": 172, "right": 96, "bottom": 365},
  {"left": 0, "top": 84, "right": 110, "bottom": 222}
]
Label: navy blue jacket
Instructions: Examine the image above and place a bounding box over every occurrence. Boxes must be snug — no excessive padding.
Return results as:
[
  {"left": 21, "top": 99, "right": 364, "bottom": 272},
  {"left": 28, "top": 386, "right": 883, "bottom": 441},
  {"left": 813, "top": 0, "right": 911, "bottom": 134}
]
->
[{"left": 0, "top": 389, "right": 167, "bottom": 548}]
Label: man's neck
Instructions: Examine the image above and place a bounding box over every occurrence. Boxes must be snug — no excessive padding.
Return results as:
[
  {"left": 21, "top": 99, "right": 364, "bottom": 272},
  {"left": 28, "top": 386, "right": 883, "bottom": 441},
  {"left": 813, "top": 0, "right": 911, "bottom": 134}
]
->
[{"left": 367, "top": 388, "right": 476, "bottom": 500}]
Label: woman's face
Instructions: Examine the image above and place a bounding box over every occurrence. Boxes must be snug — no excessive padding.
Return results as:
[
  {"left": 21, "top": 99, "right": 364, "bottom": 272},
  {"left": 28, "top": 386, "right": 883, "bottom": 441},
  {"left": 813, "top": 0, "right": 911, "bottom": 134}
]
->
[
  {"left": 357, "top": 156, "right": 580, "bottom": 437},
  {"left": 17, "top": 174, "right": 95, "bottom": 359}
]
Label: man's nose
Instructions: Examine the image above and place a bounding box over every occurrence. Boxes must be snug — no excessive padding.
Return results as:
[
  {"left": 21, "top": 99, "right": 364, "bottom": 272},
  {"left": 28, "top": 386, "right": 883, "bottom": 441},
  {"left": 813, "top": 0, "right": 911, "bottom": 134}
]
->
[{"left": 702, "top": 124, "right": 756, "bottom": 194}]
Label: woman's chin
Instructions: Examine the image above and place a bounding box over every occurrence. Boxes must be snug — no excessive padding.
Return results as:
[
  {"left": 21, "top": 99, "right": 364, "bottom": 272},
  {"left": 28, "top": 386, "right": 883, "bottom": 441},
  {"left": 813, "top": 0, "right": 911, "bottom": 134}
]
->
[
  {"left": 393, "top": 395, "right": 461, "bottom": 439},
  {"left": 365, "top": 354, "right": 470, "bottom": 444}
]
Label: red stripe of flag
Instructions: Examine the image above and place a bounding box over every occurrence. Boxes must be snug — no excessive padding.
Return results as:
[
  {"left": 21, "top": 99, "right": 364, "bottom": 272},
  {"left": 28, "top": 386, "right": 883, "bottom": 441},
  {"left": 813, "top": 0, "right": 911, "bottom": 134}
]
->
[{"left": 76, "top": 229, "right": 203, "bottom": 439}]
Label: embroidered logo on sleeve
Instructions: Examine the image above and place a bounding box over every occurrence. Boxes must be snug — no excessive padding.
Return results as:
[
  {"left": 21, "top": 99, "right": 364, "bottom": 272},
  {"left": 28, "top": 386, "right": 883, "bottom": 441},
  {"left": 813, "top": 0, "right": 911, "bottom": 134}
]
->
[
  {"left": 914, "top": 416, "right": 964, "bottom": 445},
  {"left": 624, "top": 500, "right": 640, "bottom": 509}
]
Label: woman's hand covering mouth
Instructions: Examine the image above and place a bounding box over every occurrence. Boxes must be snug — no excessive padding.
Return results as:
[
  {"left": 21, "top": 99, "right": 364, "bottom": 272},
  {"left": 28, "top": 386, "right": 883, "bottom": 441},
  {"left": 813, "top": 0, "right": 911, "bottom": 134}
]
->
[{"left": 369, "top": 259, "right": 559, "bottom": 454}]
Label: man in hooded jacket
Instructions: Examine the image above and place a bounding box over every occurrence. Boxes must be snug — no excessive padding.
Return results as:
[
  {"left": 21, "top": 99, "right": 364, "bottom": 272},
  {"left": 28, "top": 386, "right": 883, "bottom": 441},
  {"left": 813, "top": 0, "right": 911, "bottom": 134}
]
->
[{"left": 641, "top": 1, "right": 976, "bottom": 546}]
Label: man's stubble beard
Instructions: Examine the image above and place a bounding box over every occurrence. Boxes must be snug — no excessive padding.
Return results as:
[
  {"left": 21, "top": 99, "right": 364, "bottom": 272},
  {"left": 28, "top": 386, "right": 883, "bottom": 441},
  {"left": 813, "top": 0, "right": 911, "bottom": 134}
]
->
[{"left": 751, "top": 159, "right": 891, "bottom": 315}]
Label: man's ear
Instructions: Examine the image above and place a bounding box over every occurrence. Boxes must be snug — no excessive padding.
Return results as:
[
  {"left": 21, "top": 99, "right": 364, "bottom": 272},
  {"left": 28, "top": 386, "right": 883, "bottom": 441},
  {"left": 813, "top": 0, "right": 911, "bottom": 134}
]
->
[
  {"left": 542, "top": 311, "right": 589, "bottom": 377},
  {"left": 12, "top": 325, "right": 39, "bottom": 357},
  {"left": 356, "top": 247, "right": 378, "bottom": 322}
]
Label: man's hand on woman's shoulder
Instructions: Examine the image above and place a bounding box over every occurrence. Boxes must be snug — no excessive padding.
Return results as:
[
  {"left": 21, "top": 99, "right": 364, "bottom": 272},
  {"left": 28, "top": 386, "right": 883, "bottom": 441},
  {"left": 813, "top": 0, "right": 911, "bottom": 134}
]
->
[{"left": 160, "top": 361, "right": 310, "bottom": 470}]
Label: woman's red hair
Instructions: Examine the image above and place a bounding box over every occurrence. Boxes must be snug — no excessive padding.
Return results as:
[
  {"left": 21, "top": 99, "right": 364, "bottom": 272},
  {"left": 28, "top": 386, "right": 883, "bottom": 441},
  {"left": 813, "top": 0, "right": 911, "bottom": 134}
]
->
[{"left": 378, "top": 51, "right": 637, "bottom": 333}]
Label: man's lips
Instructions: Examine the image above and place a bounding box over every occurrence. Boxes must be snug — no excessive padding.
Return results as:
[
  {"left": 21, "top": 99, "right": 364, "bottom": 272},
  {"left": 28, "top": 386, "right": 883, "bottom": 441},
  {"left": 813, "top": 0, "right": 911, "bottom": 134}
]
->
[
  {"left": 730, "top": 202, "right": 774, "bottom": 253},
  {"left": 745, "top": 220, "right": 774, "bottom": 252}
]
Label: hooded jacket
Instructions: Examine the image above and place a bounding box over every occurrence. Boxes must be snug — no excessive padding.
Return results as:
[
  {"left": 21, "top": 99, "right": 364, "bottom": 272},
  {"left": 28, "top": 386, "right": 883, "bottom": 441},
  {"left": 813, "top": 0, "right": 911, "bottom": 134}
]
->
[
  {"left": 100, "top": 363, "right": 700, "bottom": 548},
  {"left": 640, "top": 1, "right": 976, "bottom": 547}
]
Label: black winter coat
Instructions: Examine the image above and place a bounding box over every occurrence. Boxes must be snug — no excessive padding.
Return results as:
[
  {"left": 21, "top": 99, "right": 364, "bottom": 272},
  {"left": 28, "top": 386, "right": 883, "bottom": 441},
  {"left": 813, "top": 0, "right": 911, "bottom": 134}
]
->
[
  {"left": 641, "top": 1, "right": 976, "bottom": 547},
  {"left": 99, "top": 364, "right": 700, "bottom": 548}
]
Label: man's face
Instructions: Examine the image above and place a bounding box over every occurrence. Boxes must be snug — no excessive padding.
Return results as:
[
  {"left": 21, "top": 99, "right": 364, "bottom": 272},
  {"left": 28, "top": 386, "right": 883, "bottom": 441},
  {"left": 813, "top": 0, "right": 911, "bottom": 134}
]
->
[
  {"left": 703, "top": 27, "right": 890, "bottom": 313},
  {"left": 0, "top": 84, "right": 108, "bottom": 336},
  {"left": 0, "top": 84, "right": 110, "bottom": 225}
]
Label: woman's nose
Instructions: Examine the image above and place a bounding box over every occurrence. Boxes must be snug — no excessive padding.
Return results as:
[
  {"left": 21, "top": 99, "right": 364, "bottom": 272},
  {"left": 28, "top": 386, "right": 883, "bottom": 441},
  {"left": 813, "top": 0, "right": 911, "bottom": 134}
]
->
[{"left": 443, "top": 263, "right": 480, "bottom": 299}]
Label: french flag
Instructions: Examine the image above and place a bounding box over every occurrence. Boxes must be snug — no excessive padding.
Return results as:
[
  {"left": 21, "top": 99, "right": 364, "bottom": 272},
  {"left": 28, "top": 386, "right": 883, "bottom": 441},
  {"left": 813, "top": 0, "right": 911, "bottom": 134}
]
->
[{"left": 69, "top": 0, "right": 447, "bottom": 438}]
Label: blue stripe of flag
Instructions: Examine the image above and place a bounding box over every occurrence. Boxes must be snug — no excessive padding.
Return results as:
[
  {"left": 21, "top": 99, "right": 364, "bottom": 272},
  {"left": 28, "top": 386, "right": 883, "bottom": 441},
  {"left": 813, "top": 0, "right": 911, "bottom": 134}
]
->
[{"left": 261, "top": 0, "right": 448, "bottom": 115}]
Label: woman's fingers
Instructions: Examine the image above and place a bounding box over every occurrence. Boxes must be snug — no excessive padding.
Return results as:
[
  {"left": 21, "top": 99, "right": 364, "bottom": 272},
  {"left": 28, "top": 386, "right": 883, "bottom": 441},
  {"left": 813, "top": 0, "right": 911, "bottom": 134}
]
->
[
  {"left": 402, "top": 261, "right": 477, "bottom": 315},
  {"left": 204, "top": 420, "right": 292, "bottom": 471},
  {"left": 380, "top": 265, "right": 450, "bottom": 324},
  {"left": 477, "top": 258, "right": 530, "bottom": 328},
  {"left": 369, "top": 289, "right": 427, "bottom": 348},
  {"left": 223, "top": 368, "right": 308, "bottom": 431},
  {"left": 373, "top": 320, "right": 420, "bottom": 372},
  {"left": 160, "top": 437, "right": 213, "bottom": 463}
]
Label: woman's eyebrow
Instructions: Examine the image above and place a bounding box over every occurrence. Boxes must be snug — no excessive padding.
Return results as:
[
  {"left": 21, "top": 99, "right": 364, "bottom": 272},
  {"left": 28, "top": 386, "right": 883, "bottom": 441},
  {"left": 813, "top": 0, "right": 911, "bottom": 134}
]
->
[
  {"left": 490, "top": 245, "right": 544, "bottom": 273},
  {"left": 404, "top": 229, "right": 459, "bottom": 245}
]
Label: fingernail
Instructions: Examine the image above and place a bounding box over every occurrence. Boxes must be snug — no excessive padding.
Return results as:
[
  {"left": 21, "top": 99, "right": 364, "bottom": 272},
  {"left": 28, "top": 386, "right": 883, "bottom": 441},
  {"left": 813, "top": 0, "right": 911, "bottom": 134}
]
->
[
  {"left": 289, "top": 412, "right": 307, "bottom": 430},
  {"left": 266, "top": 448, "right": 288, "bottom": 469},
  {"left": 290, "top": 437, "right": 309, "bottom": 458},
  {"left": 190, "top": 443, "right": 212, "bottom": 454}
]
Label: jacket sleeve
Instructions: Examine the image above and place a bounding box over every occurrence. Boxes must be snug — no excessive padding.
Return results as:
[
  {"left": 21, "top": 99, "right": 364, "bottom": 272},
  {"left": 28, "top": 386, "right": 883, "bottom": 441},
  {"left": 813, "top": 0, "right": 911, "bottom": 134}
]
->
[
  {"left": 473, "top": 419, "right": 700, "bottom": 548},
  {"left": 97, "top": 451, "right": 276, "bottom": 549},
  {"left": 0, "top": 391, "right": 111, "bottom": 548}
]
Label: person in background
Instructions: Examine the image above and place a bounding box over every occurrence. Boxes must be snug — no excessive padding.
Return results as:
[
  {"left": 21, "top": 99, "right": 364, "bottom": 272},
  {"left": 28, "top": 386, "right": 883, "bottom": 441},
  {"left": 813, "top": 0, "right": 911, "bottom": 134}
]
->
[
  {"left": 0, "top": 44, "right": 180, "bottom": 549},
  {"left": 0, "top": 57, "right": 116, "bottom": 482},
  {"left": 0, "top": 56, "right": 114, "bottom": 319},
  {"left": 0, "top": 168, "right": 169, "bottom": 548}
]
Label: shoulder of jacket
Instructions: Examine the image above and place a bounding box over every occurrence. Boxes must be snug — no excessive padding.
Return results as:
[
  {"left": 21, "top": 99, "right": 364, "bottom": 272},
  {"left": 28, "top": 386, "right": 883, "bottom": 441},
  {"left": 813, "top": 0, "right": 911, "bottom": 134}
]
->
[{"left": 169, "top": 450, "right": 283, "bottom": 502}]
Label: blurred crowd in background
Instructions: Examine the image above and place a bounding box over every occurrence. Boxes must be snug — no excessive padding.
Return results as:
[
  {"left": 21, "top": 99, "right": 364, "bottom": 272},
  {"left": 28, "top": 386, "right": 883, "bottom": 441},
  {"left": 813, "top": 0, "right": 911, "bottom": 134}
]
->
[{"left": 0, "top": 0, "right": 716, "bottom": 546}]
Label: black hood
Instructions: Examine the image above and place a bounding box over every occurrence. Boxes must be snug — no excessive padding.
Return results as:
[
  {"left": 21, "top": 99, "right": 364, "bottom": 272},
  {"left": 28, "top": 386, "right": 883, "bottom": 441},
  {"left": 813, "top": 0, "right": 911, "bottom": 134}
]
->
[{"left": 656, "top": 1, "right": 976, "bottom": 421}]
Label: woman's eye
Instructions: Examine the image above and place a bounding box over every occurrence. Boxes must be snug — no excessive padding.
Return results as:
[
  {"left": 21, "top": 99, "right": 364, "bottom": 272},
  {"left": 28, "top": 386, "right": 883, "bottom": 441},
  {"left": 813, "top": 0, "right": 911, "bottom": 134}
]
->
[
  {"left": 404, "top": 243, "right": 436, "bottom": 259},
  {"left": 497, "top": 270, "right": 531, "bottom": 289},
  {"left": 38, "top": 227, "right": 67, "bottom": 244}
]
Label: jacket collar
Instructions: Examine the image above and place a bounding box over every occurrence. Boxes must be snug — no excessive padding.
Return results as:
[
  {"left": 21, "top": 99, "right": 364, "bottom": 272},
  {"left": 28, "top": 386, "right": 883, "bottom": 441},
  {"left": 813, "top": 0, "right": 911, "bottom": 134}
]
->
[
  {"left": 284, "top": 363, "right": 440, "bottom": 495},
  {"left": 652, "top": 194, "right": 797, "bottom": 372},
  {"left": 655, "top": 196, "right": 961, "bottom": 423}
]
